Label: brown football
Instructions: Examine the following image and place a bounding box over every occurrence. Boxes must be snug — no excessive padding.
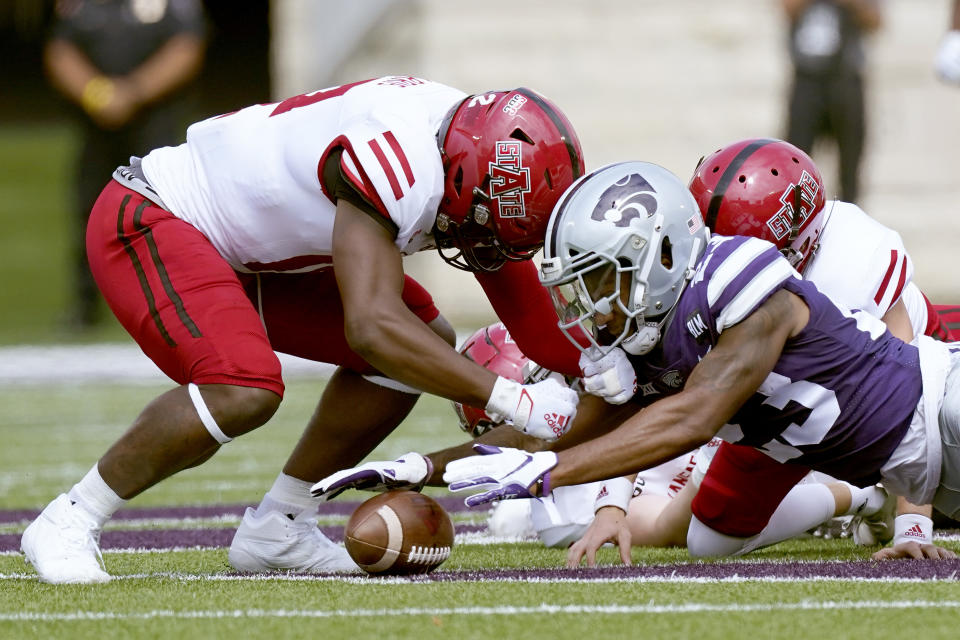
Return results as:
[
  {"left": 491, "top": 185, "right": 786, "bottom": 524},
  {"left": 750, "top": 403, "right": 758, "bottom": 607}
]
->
[{"left": 344, "top": 490, "right": 455, "bottom": 576}]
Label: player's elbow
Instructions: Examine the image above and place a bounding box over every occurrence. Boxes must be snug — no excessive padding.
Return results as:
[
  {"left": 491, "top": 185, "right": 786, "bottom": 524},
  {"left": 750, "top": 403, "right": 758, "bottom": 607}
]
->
[{"left": 343, "top": 312, "right": 388, "bottom": 359}]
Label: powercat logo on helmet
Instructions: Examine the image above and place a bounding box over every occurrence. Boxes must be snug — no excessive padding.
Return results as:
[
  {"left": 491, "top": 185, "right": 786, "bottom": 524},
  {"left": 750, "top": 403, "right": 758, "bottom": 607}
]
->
[
  {"left": 766, "top": 170, "right": 820, "bottom": 241},
  {"left": 489, "top": 141, "right": 531, "bottom": 218}
]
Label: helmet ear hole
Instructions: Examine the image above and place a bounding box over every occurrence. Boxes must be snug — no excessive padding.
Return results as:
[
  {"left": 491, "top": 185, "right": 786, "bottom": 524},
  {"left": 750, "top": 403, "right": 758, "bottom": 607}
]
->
[
  {"left": 661, "top": 236, "right": 674, "bottom": 269},
  {"left": 453, "top": 167, "right": 463, "bottom": 197},
  {"left": 510, "top": 128, "right": 534, "bottom": 145}
]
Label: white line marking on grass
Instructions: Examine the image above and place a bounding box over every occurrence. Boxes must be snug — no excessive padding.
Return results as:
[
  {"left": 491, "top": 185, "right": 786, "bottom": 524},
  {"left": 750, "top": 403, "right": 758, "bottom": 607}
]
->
[
  {"left": 3, "top": 601, "right": 960, "bottom": 621},
  {"left": 0, "top": 571, "right": 956, "bottom": 584}
]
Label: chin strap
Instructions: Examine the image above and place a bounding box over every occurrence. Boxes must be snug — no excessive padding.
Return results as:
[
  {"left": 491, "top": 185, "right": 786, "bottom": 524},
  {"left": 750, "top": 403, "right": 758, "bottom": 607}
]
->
[{"left": 622, "top": 323, "right": 660, "bottom": 355}]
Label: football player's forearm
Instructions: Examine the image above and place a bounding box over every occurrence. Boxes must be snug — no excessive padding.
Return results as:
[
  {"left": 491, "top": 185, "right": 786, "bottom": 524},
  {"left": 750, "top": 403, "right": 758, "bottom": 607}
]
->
[
  {"left": 551, "top": 395, "right": 714, "bottom": 488},
  {"left": 350, "top": 311, "right": 497, "bottom": 406}
]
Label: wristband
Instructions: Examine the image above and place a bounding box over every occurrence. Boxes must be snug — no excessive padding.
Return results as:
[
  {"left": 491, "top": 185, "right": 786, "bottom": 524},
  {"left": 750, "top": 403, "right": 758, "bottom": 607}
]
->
[
  {"left": 485, "top": 376, "right": 520, "bottom": 423},
  {"left": 81, "top": 76, "right": 115, "bottom": 115},
  {"left": 593, "top": 477, "right": 634, "bottom": 514},
  {"left": 892, "top": 513, "right": 933, "bottom": 546}
]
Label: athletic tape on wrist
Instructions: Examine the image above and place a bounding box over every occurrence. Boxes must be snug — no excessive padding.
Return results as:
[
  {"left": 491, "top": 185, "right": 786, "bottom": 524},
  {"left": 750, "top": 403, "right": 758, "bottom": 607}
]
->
[
  {"left": 893, "top": 513, "right": 933, "bottom": 546},
  {"left": 593, "top": 477, "right": 634, "bottom": 514},
  {"left": 485, "top": 376, "right": 520, "bottom": 423},
  {"left": 188, "top": 383, "right": 232, "bottom": 444}
]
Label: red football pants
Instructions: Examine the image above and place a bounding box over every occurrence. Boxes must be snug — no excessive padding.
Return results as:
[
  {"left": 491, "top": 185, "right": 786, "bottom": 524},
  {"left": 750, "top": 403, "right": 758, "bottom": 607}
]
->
[
  {"left": 691, "top": 442, "right": 811, "bottom": 537},
  {"left": 86, "top": 181, "right": 438, "bottom": 397}
]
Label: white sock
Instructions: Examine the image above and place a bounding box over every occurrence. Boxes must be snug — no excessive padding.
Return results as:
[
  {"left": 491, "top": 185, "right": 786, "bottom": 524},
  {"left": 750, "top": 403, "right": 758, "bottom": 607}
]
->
[
  {"left": 256, "top": 473, "right": 319, "bottom": 518},
  {"left": 843, "top": 483, "right": 887, "bottom": 516},
  {"left": 67, "top": 464, "right": 127, "bottom": 527},
  {"left": 745, "top": 483, "right": 836, "bottom": 553}
]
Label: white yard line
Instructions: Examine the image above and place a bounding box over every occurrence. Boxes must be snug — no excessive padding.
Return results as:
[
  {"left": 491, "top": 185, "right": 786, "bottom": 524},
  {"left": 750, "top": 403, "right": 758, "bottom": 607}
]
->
[
  {"left": 0, "top": 570, "right": 955, "bottom": 584},
  {"left": 1, "top": 600, "right": 959, "bottom": 621}
]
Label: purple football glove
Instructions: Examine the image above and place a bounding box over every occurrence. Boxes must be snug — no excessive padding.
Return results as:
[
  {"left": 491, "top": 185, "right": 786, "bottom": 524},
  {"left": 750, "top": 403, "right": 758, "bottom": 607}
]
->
[
  {"left": 310, "top": 452, "right": 432, "bottom": 501},
  {"left": 443, "top": 444, "right": 558, "bottom": 508}
]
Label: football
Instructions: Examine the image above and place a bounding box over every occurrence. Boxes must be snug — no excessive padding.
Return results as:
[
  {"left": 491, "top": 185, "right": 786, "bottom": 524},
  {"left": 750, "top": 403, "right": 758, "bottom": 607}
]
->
[{"left": 345, "top": 490, "right": 455, "bottom": 576}]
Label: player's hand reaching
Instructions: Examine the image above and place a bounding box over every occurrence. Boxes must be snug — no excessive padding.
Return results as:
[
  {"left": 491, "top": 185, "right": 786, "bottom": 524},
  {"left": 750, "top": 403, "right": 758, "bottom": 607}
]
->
[
  {"left": 310, "top": 452, "right": 432, "bottom": 501},
  {"left": 485, "top": 376, "right": 578, "bottom": 442},
  {"left": 443, "top": 444, "right": 557, "bottom": 507},
  {"left": 567, "top": 505, "right": 632, "bottom": 568},
  {"left": 579, "top": 346, "right": 637, "bottom": 404},
  {"left": 871, "top": 541, "right": 957, "bottom": 561}
]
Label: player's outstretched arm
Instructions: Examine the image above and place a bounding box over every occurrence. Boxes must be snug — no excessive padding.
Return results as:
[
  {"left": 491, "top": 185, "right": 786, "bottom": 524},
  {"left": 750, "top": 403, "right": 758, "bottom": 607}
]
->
[
  {"left": 334, "top": 201, "right": 578, "bottom": 441},
  {"left": 333, "top": 200, "right": 497, "bottom": 405},
  {"left": 548, "top": 289, "right": 809, "bottom": 490}
]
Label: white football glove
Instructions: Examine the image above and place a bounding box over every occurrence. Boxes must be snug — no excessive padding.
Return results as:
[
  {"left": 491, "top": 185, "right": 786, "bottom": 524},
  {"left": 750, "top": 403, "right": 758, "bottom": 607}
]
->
[
  {"left": 444, "top": 444, "right": 558, "bottom": 508},
  {"left": 936, "top": 30, "right": 960, "bottom": 84},
  {"left": 310, "top": 452, "right": 432, "bottom": 501},
  {"left": 485, "top": 376, "right": 578, "bottom": 442},
  {"left": 579, "top": 346, "right": 637, "bottom": 404}
]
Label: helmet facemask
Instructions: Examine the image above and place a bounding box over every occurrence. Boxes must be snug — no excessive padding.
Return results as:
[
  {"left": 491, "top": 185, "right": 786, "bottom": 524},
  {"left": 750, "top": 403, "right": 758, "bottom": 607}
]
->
[
  {"left": 544, "top": 217, "right": 671, "bottom": 358},
  {"left": 541, "top": 162, "right": 710, "bottom": 361},
  {"left": 433, "top": 185, "right": 539, "bottom": 272}
]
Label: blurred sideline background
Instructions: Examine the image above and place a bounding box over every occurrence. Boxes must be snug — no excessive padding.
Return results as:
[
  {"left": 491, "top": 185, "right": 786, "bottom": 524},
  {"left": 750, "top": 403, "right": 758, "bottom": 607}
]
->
[{"left": 1, "top": 0, "right": 957, "bottom": 347}]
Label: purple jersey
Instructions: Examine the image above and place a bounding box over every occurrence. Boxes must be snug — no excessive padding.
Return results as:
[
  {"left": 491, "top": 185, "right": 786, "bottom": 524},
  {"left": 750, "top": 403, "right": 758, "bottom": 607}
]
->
[{"left": 632, "top": 235, "right": 922, "bottom": 486}]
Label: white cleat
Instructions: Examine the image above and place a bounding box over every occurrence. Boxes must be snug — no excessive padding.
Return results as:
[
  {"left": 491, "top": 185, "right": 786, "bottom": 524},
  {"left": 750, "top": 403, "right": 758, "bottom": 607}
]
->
[
  {"left": 849, "top": 486, "right": 897, "bottom": 546},
  {"left": 21, "top": 494, "right": 111, "bottom": 584},
  {"left": 228, "top": 507, "right": 360, "bottom": 574}
]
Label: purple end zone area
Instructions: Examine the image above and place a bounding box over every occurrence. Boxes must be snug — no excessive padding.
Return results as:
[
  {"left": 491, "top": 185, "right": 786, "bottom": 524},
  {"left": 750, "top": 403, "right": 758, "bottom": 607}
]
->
[
  {"left": 5, "top": 500, "right": 960, "bottom": 581},
  {"left": 0, "top": 497, "right": 483, "bottom": 553},
  {"left": 0, "top": 495, "right": 472, "bottom": 525}
]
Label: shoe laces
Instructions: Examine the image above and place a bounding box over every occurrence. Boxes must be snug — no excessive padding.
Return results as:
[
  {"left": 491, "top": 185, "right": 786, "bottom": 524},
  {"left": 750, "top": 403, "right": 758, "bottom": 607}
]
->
[
  {"left": 289, "top": 513, "right": 340, "bottom": 550},
  {"left": 59, "top": 504, "right": 107, "bottom": 571}
]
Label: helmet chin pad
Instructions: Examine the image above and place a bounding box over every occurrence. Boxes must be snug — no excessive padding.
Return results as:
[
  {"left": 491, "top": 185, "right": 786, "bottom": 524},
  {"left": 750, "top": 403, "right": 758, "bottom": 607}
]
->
[{"left": 622, "top": 323, "right": 660, "bottom": 355}]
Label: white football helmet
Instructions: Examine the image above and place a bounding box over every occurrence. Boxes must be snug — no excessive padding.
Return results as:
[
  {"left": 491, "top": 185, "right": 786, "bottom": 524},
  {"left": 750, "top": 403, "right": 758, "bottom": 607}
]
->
[{"left": 540, "top": 161, "right": 709, "bottom": 357}]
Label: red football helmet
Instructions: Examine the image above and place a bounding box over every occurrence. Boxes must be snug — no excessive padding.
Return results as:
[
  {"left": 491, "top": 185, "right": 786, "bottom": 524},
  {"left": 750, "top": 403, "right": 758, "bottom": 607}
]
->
[
  {"left": 453, "top": 322, "right": 546, "bottom": 437},
  {"left": 436, "top": 88, "right": 585, "bottom": 272},
  {"left": 688, "top": 138, "right": 827, "bottom": 272}
]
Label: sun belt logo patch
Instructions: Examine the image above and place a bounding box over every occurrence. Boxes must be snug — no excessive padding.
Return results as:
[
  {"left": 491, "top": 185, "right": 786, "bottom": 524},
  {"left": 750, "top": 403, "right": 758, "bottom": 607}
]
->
[
  {"left": 766, "top": 169, "right": 820, "bottom": 241},
  {"left": 489, "top": 141, "right": 530, "bottom": 218}
]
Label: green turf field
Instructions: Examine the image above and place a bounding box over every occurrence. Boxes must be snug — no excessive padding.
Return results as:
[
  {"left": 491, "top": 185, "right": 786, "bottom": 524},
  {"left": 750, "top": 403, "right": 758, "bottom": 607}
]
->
[
  {"left": 3, "top": 125, "right": 960, "bottom": 640},
  {"left": 3, "top": 378, "right": 960, "bottom": 640}
]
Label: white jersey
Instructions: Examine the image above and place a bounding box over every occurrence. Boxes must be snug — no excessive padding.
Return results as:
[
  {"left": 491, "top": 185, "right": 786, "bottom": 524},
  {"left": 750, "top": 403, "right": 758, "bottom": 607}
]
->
[
  {"left": 804, "top": 200, "right": 924, "bottom": 335},
  {"left": 141, "top": 76, "right": 465, "bottom": 273}
]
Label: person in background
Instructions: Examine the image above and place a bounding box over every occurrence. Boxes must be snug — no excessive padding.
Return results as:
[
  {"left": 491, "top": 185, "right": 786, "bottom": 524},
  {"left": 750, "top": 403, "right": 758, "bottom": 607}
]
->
[
  {"left": 782, "top": 0, "right": 882, "bottom": 204},
  {"left": 935, "top": 0, "right": 960, "bottom": 84},
  {"left": 45, "top": 0, "right": 207, "bottom": 329}
]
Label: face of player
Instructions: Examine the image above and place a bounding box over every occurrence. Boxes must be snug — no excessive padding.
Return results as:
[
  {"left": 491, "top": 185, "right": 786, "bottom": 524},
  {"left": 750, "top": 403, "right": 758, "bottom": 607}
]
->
[{"left": 578, "top": 263, "right": 632, "bottom": 343}]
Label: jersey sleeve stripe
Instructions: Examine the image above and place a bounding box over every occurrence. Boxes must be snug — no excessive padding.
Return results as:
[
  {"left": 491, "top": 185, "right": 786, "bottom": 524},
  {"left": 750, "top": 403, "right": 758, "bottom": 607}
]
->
[
  {"left": 707, "top": 237, "right": 776, "bottom": 306},
  {"left": 383, "top": 130, "right": 415, "bottom": 188},
  {"left": 368, "top": 137, "right": 404, "bottom": 200},
  {"left": 714, "top": 258, "right": 796, "bottom": 332},
  {"left": 889, "top": 254, "right": 909, "bottom": 307},
  {"left": 319, "top": 136, "right": 390, "bottom": 218},
  {"left": 873, "top": 249, "right": 899, "bottom": 305}
]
